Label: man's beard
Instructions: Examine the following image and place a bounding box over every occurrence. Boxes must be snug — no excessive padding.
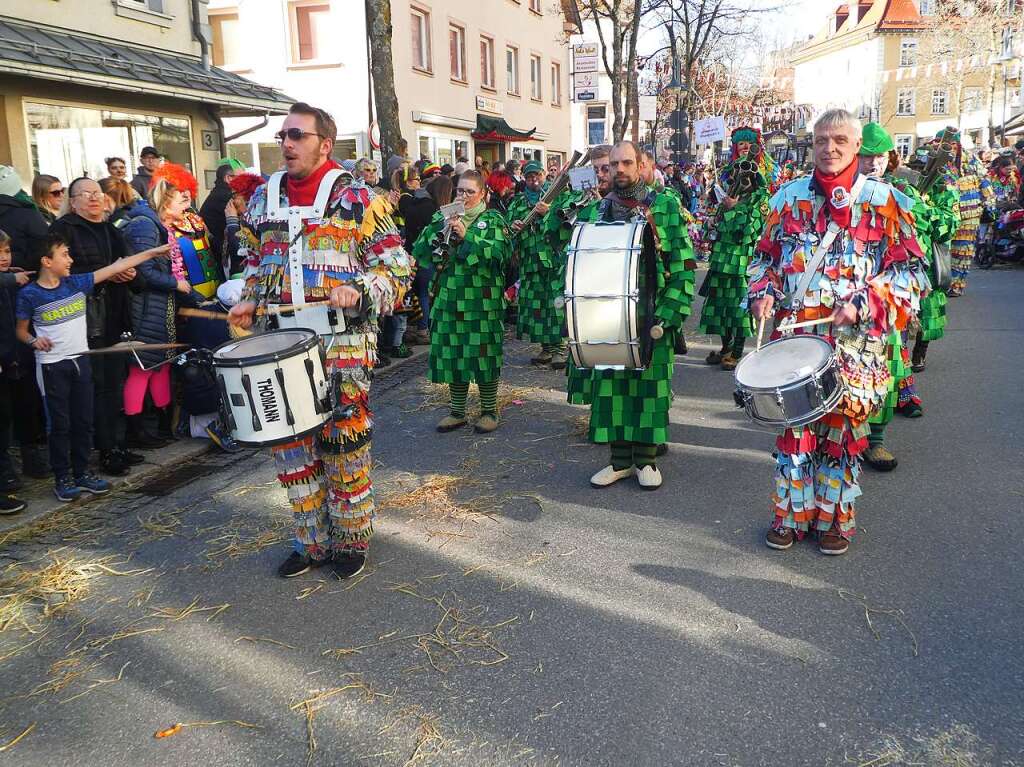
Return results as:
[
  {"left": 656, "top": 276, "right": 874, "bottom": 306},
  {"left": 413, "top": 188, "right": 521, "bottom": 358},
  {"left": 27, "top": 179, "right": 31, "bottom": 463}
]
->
[{"left": 614, "top": 175, "right": 634, "bottom": 189}]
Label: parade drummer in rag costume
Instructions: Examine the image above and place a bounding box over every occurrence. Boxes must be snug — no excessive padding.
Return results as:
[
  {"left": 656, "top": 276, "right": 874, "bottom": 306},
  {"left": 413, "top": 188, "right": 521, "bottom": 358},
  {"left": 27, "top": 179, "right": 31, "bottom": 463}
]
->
[
  {"left": 572, "top": 141, "right": 695, "bottom": 491},
  {"left": 748, "top": 110, "right": 929, "bottom": 555},
  {"left": 228, "top": 103, "right": 412, "bottom": 579},
  {"left": 412, "top": 170, "right": 511, "bottom": 435},
  {"left": 508, "top": 161, "right": 565, "bottom": 368},
  {"left": 699, "top": 127, "right": 772, "bottom": 371},
  {"left": 857, "top": 124, "right": 959, "bottom": 471},
  {"left": 939, "top": 129, "right": 994, "bottom": 298}
]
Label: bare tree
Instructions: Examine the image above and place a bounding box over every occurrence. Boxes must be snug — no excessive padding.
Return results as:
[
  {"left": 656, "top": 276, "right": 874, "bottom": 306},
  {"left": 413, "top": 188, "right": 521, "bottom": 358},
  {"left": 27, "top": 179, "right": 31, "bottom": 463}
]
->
[{"left": 365, "top": 0, "right": 402, "bottom": 162}]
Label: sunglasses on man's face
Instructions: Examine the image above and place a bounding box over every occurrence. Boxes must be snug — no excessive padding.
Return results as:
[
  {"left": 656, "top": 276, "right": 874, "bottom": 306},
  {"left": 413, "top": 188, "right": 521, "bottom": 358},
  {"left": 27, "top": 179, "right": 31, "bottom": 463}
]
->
[{"left": 275, "top": 128, "right": 325, "bottom": 144}]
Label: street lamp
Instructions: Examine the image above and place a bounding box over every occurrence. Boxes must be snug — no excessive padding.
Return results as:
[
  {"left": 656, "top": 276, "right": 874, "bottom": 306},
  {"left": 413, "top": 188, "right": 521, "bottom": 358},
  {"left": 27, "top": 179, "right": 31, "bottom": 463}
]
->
[{"left": 666, "top": 56, "right": 689, "bottom": 162}]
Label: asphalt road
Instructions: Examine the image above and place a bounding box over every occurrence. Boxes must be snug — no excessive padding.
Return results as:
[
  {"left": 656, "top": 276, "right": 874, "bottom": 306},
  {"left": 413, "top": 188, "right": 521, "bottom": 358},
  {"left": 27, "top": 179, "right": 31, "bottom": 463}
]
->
[{"left": 1, "top": 267, "right": 1022, "bottom": 767}]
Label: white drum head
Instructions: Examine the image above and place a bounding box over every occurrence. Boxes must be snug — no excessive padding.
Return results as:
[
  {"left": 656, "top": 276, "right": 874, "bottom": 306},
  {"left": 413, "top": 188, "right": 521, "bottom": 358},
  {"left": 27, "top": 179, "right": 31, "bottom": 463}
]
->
[
  {"left": 735, "top": 335, "right": 833, "bottom": 389},
  {"left": 215, "top": 330, "right": 313, "bottom": 360}
]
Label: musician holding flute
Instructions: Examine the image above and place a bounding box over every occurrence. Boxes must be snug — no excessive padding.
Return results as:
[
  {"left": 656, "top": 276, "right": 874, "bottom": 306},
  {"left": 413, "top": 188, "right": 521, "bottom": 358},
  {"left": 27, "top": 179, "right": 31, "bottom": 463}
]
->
[
  {"left": 748, "top": 110, "right": 929, "bottom": 556},
  {"left": 412, "top": 170, "right": 511, "bottom": 434},
  {"left": 698, "top": 127, "right": 773, "bottom": 371}
]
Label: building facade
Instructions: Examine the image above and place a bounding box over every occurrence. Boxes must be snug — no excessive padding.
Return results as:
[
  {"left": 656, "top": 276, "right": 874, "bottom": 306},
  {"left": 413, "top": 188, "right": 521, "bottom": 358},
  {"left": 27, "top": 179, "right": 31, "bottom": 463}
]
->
[
  {"left": 793, "top": 0, "right": 1023, "bottom": 153},
  {"left": 209, "top": 0, "right": 575, "bottom": 175},
  {"left": 0, "top": 0, "right": 289, "bottom": 194}
]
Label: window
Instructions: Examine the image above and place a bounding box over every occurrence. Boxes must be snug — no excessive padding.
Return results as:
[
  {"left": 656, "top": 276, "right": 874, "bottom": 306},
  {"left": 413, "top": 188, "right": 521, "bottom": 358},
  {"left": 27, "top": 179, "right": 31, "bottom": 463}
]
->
[
  {"left": 449, "top": 24, "right": 467, "bottom": 82},
  {"left": 931, "top": 88, "right": 948, "bottom": 114},
  {"left": 963, "top": 87, "right": 983, "bottom": 111},
  {"left": 210, "top": 12, "right": 243, "bottom": 69},
  {"left": 24, "top": 102, "right": 192, "bottom": 183},
  {"left": 411, "top": 7, "right": 431, "bottom": 72},
  {"left": 418, "top": 134, "right": 470, "bottom": 165},
  {"left": 122, "top": 0, "right": 164, "bottom": 11},
  {"left": 1002, "top": 28, "right": 1017, "bottom": 59},
  {"left": 587, "top": 104, "right": 606, "bottom": 145},
  {"left": 551, "top": 62, "right": 562, "bottom": 105},
  {"left": 896, "top": 88, "right": 915, "bottom": 115},
  {"left": 917, "top": 0, "right": 934, "bottom": 13},
  {"left": 899, "top": 38, "right": 918, "bottom": 67},
  {"left": 895, "top": 134, "right": 914, "bottom": 159},
  {"left": 530, "top": 54, "right": 542, "bottom": 100},
  {"left": 289, "top": 2, "right": 331, "bottom": 64},
  {"left": 529, "top": 0, "right": 541, "bottom": 11},
  {"left": 480, "top": 36, "right": 495, "bottom": 89},
  {"left": 506, "top": 46, "right": 520, "bottom": 95}
]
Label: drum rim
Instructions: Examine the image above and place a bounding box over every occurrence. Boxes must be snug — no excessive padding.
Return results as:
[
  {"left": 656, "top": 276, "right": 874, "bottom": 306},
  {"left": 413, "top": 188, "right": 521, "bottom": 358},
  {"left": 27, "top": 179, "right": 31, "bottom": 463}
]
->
[
  {"left": 733, "top": 334, "right": 835, "bottom": 390},
  {"left": 231, "top": 417, "right": 330, "bottom": 448},
  {"left": 212, "top": 328, "right": 320, "bottom": 368}
]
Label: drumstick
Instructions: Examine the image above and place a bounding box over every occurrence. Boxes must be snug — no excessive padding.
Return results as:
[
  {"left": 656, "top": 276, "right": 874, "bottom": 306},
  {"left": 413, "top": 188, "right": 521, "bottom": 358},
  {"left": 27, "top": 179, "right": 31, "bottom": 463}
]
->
[
  {"left": 178, "top": 308, "right": 230, "bottom": 321},
  {"left": 756, "top": 316, "right": 766, "bottom": 351},
  {"left": 778, "top": 316, "right": 836, "bottom": 332}
]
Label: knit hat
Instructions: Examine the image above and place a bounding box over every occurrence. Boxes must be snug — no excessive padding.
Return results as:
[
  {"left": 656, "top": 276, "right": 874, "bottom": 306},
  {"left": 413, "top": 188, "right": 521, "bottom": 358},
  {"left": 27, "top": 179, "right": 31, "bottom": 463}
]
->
[
  {"left": 858, "top": 122, "right": 894, "bottom": 156},
  {"left": 217, "top": 157, "right": 245, "bottom": 172},
  {"left": 440, "top": 163, "right": 455, "bottom": 175},
  {"left": 523, "top": 161, "right": 544, "bottom": 176},
  {"left": 422, "top": 163, "right": 441, "bottom": 177},
  {"left": 731, "top": 127, "right": 758, "bottom": 145},
  {"left": 1015, "top": 139, "right": 1024, "bottom": 151},
  {"left": 0, "top": 166, "right": 24, "bottom": 197}
]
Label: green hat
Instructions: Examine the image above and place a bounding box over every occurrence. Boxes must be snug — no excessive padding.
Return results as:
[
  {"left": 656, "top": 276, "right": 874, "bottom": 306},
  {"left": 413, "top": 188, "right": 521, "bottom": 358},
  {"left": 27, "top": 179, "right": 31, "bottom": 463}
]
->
[
  {"left": 858, "top": 122, "right": 894, "bottom": 156},
  {"left": 731, "top": 127, "right": 758, "bottom": 145},
  {"left": 523, "top": 161, "right": 544, "bottom": 176},
  {"left": 217, "top": 157, "right": 245, "bottom": 171}
]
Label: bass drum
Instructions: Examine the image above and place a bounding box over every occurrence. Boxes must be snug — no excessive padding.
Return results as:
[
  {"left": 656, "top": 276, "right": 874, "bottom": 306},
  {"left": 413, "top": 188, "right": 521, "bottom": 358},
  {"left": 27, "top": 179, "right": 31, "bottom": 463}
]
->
[
  {"left": 564, "top": 220, "right": 658, "bottom": 370},
  {"left": 212, "top": 329, "right": 330, "bottom": 447}
]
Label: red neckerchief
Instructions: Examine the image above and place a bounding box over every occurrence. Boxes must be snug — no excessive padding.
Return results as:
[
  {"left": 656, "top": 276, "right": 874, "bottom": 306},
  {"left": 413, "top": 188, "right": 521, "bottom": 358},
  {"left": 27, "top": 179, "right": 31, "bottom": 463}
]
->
[
  {"left": 285, "top": 159, "right": 341, "bottom": 206},
  {"left": 812, "top": 159, "right": 859, "bottom": 229}
]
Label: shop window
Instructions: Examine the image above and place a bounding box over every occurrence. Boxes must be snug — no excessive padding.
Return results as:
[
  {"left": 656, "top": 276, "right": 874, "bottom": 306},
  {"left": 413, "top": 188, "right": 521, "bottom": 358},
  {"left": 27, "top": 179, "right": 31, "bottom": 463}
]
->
[
  {"left": 334, "top": 139, "right": 358, "bottom": 161},
  {"left": 227, "top": 143, "right": 254, "bottom": 169},
  {"left": 25, "top": 102, "right": 192, "bottom": 183}
]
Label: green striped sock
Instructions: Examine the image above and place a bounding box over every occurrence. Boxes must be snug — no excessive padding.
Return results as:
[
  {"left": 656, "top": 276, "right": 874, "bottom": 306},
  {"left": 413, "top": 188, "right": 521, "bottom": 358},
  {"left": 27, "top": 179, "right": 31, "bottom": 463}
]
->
[
  {"left": 449, "top": 382, "right": 469, "bottom": 418},
  {"left": 633, "top": 443, "right": 657, "bottom": 468},
  {"left": 610, "top": 441, "right": 632, "bottom": 471},
  {"left": 478, "top": 379, "right": 499, "bottom": 416}
]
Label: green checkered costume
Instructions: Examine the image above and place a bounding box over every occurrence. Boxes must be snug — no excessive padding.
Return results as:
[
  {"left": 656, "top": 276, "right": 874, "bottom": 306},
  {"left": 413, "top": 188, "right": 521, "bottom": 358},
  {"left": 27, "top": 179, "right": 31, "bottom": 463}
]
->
[
  {"left": 413, "top": 208, "right": 511, "bottom": 385},
  {"left": 573, "top": 189, "right": 695, "bottom": 447},
  {"left": 697, "top": 162, "right": 769, "bottom": 345},
  {"left": 903, "top": 178, "right": 960, "bottom": 342},
  {"left": 508, "top": 190, "right": 563, "bottom": 345}
]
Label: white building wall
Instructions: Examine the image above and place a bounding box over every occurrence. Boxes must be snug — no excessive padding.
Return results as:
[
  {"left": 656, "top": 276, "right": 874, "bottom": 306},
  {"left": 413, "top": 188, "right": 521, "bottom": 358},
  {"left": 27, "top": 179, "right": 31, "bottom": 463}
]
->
[
  {"left": 569, "top": 23, "right": 615, "bottom": 150},
  {"left": 794, "top": 37, "right": 882, "bottom": 124}
]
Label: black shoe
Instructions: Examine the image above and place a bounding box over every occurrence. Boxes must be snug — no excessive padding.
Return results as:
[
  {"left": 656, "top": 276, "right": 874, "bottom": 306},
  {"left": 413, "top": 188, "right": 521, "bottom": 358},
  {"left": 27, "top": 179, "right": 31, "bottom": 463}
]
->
[
  {"left": 655, "top": 443, "right": 668, "bottom": 457},
  {"left": 277, "top": 551, "right": 331, "bottom": 578},
  {"left": 157, "top": 408, "right": 175, "bottom": 442},
  {"left": 674, "top": 335, "right": 688, "bottom": 355},
  {"left": 377, "top": 354, "right": 392, "bottom": 369},
  {"left": 100, "top": 450, "right": 131, "bottom": 477},
  {"left": 0, "top": 495, "right": 26, "bottom": 515},
  {"left": 0, "top": 471, "right": 24, "bottom": 492},
  {"left": 333, "top": 552, "right": 366, "bottom": 580},
  {"left": 20, "top": 445, "right": 50, "bottom": 479},
  {"left": 116, "top": 446, "right": 145, "bottom": 466}
]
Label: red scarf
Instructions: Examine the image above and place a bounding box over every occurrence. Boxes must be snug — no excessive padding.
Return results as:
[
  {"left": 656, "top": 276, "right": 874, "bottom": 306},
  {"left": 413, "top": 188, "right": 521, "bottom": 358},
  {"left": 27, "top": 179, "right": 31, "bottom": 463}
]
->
[
  {"left": 813, "top": 159, "right": 859, "bottom": 229},
  {"left": 285, "top": 159, "right": 342, "bottom": 206}
]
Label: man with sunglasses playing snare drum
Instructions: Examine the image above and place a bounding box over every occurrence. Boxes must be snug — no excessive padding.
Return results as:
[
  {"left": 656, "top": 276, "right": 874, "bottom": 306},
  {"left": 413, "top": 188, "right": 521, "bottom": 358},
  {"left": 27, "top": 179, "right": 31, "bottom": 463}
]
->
[{"left": 228, "top": 103, "right": 412, "bottom": 580}]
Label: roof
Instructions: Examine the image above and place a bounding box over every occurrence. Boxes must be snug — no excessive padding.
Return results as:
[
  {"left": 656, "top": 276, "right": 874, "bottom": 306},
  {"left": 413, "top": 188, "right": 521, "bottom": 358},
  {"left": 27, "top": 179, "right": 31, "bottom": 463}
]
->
[
  {"left": 471, "top": 115, "right": 537, "bottom": 142},
  {"left": 876, "top": 0, "right": 926, "bottom": 31},
  {"left": 797, "top": 0, "right": 929, "bottom": 59},
  {"left": 0, "top": 16, "right": 293, "bottom": 116}
]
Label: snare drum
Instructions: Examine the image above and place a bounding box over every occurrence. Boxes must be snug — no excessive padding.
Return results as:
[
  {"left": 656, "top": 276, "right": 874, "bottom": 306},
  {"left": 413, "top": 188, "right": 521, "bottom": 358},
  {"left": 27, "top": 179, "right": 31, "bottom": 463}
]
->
[
  {"left": 269, "top": 302, "right": 346, "bottom": 336},
  {"left": 733, "top": 335, "right": 845, "bottom": 428},
  {"left": 564, "top": 220, "right": 658, "bottom": 369},
  {"left": 213, "top": 329, "right": 330, "bottom": 447}
]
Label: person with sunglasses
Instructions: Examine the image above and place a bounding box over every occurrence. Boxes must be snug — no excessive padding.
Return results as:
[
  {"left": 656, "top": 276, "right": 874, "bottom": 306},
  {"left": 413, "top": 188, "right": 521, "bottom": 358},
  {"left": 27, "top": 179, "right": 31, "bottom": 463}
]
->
[
  {"left": 227, "top": 102, "right": 412, "bottom": 581},
  {"left": 412, "top": 170, "right": 510, "bottom": 434},
  {"left": 31, "top": 175, "right": 64, "bottom": 224}
]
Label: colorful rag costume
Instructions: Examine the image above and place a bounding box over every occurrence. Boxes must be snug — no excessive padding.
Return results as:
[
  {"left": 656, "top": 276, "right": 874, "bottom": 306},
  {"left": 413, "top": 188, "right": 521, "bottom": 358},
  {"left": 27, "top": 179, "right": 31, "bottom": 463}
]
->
[
  {"left": 238, "top": 162, "right": 412, "bottom": 559},
  {"left": 572, "top": 183, "right": 695, "bottom": 468},
  {"left": 167, "top": 210, "right": 221, "bottom": 298},
  {"left": 698, "top": 128, "right": 771, "bottom": 362},
  {"left": 508, "top": 186, "right": 563, "bottom": 349},
  {"left": 947, "top": 147, "right": 995, "bottom": 295},
  {"left": 413, "top": 203, "right": 510, "bottom": 419},
  {"left": 747, "top": 163, "right": 928, "bottom": 540}
]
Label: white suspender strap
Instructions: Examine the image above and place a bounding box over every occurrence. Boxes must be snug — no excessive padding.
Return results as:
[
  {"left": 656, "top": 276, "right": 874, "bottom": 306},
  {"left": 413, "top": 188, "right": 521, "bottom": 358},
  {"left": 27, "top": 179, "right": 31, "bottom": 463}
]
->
[
  {"left": 267, "top": 171, "right": 285, "bottom": 218},
  {"left": 275, "top": 169, "right": 344, "bottom": 307},
  {"left": 311, "top": 169, "right": 344, "bottom": 218}
]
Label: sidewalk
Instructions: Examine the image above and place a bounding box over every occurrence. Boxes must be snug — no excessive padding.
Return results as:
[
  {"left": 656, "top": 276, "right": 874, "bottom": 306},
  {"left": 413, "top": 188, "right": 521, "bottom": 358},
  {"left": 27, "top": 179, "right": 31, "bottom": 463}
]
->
[{"left": 0, "top": 341, "right": 432, "bottom": 538}]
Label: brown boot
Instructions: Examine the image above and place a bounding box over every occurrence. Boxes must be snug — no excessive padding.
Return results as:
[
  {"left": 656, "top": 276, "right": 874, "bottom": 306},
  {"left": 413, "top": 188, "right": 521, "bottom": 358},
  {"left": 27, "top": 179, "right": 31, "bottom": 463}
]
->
[
  {"left": 705, "top": 349, "right": 724, "bottom": 365},
  {"left": 818, "top": 531, "right": 850, "bottom": 556},
  {"left": 720, "top": 353, "right": 741, "bottom": 371},
  {"left": 863, "top": 444, "right": 898, "bottom": 472},
  {"left": 436, "top": 415, "right": 468, "bottom": 433},
  {"left": 765, "top": 527, "right": 795, "bottom": 550}
]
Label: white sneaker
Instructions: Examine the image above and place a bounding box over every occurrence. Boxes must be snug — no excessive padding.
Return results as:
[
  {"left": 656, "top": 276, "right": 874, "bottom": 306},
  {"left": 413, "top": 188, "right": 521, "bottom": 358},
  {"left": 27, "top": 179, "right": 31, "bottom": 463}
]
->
[
  {"left": 636, "top": 465, "right": 662, "bottom": 490},
  {"left": 590, "top": 465, "right": 636, "bottom": 488}
]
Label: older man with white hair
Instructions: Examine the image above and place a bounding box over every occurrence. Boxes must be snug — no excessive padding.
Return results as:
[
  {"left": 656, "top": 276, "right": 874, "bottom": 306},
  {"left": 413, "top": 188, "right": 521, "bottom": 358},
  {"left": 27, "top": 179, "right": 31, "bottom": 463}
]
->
[{"left": 747, "top": 109, "right": 929, "bottom": 556}]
